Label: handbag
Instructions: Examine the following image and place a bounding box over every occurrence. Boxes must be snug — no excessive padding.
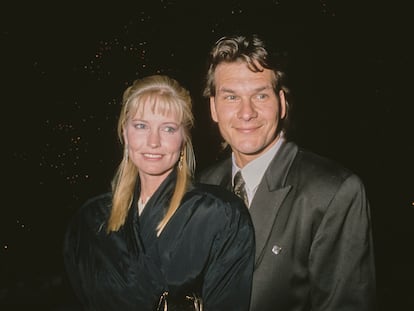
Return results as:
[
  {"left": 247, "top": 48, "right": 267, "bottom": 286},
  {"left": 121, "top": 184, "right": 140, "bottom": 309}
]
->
[{"left": 156, "top": 291, "right": 203, "bottom": 311}]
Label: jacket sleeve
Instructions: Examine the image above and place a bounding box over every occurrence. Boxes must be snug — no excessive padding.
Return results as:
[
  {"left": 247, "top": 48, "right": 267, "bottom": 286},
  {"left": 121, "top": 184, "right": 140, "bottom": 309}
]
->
[
  {"left": 202, "top": 199, "right": 255, "bottom": 311},
  {"left": 309, "top": 174, "right": 376, "bottom": 310},
  {"left": 62, "top": 207, "right": 90, "bottom": 309}
]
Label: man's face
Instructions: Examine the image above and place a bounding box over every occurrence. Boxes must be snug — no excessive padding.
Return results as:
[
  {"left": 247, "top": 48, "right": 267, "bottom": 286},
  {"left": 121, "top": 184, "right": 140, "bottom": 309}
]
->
[{"left": 210, "top": 61, "right": 286, "bottom": 167}]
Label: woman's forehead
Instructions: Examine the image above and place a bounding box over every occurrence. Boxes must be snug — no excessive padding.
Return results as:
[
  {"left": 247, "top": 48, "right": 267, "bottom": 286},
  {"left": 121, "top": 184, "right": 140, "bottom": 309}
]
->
[{"left": 131, "top": 98, "right": 181, "bottom": 120}]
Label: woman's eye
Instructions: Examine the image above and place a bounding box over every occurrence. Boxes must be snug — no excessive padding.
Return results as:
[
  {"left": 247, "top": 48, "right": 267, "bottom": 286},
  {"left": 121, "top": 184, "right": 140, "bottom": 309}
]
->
[
  {"left": 162, "top": 126, "right": 177, "bottom": 133},
  {"left": 133, "top": 123, "right": 146, "bottom": 129}
]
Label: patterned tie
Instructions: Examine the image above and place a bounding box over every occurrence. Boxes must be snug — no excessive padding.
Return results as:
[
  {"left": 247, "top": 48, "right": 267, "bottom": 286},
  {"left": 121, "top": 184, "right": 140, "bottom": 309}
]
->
[{"left": 233, "top": 171, "right": 249, "bottom": 207}]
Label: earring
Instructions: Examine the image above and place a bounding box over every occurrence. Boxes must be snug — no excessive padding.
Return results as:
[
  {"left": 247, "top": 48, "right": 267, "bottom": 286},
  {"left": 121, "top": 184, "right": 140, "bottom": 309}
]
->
[
  {"left": 178, "top": 150, "right": 184, "bottom": 170},
  {"left": 124, "top": 145, "right": 129, "bottom": 161}
]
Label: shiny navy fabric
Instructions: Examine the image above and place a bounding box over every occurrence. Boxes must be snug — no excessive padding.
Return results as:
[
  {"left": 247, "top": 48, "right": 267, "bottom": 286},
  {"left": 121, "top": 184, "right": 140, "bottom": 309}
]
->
[{"left": 63, "top": 171, "right": 255, "bottom": 311}]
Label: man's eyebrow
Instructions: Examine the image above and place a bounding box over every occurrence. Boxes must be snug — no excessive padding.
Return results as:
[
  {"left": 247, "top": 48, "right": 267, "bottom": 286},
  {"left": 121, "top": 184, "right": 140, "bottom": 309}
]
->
[
  {"left": 217, "top": 87, "right": 236, "bottom": 93},
  {"left": 253, "top": 86, "right": 272, "bottom": 92},
  {"left": 218, "top": 86, "right": 272, "bottom": 93}
]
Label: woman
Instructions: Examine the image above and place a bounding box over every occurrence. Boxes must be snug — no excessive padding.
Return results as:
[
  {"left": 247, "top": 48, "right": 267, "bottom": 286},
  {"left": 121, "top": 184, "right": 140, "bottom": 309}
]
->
[{"left": 63, "top": 75, "right": 255, "bottom": 310}]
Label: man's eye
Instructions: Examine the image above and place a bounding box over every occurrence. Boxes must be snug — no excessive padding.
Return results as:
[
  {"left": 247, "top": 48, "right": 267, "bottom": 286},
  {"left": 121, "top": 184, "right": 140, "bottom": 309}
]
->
[
  {"left": 225, "top": 95, "right": 237, "bottom": 100},
  {"left": 256, "top": 94, "right": 268, "bottom": 100}
]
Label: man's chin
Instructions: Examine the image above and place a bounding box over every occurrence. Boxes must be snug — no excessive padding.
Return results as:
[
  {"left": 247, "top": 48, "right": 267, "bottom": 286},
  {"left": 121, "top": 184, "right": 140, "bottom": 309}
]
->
[{"left": 234, "top": 144, "right": 264, "bottom": 156}]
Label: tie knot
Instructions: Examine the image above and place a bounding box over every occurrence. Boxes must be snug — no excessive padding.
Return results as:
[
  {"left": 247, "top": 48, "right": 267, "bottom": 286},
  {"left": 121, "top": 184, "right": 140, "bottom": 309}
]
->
[
  {"left": 233, "top": 171, "right": 249, "bottom": 206},
  {"left": 233, "top": 171, "right": 245, "bottom": 190}
]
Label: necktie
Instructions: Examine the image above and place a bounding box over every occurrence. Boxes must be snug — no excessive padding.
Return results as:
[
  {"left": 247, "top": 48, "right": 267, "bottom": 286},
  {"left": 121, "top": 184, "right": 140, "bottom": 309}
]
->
[{"left": 233, "top": 171, "right": 249, "bottom": 207}]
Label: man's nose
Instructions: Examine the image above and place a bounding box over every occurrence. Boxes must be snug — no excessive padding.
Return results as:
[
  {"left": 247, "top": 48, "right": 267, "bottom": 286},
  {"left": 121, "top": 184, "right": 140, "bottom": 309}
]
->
[{"left": 237, "top": 98, "right": 257, "bottom": 120}]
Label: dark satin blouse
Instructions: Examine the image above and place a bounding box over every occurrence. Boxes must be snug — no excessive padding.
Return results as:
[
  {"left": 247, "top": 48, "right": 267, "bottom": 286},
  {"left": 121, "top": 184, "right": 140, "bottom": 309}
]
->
[{"left": 63, "top": 171, "right": 255, "bottom": 311}]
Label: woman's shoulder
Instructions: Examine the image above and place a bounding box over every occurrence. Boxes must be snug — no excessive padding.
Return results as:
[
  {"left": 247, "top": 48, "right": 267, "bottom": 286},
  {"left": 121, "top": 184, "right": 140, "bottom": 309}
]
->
[
  {"left": 82, "top": 192, "right": 112, "bottom": 207},
  {"left": 184, "top": 183, "right": 251, "bottom": 223},
  {"left": 194, "top": 182, "right": 241, "bottom": 201},
  {"left": 70, "top": 192, "right": 112, "bottom": 230},
  {"left": 190, "top": 183, "right": 243, "bottom": 206}
]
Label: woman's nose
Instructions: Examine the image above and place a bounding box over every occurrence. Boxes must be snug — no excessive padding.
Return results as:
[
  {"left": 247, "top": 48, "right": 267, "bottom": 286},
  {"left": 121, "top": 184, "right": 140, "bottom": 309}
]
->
[{"left": 147, "top": 130, "right": 161, "bottom": 148}]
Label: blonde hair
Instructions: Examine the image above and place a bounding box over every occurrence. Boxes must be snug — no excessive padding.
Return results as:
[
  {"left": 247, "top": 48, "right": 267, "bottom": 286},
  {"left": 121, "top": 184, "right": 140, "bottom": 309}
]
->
[{"left": 107, "top": 75, "right": 195, "bottom": 235}]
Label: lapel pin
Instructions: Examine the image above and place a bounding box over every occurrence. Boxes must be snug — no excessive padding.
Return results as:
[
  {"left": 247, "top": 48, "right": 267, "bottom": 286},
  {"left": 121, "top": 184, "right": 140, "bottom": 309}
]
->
[{"left": 272, "top": 245, "right": 282, "bottom": 255}]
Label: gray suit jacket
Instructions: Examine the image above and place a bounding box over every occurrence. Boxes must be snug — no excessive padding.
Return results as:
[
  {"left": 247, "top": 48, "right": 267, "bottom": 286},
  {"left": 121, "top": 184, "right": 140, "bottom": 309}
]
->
[{"left": 197, "top": 141, "right": 376, "bottom": 311}]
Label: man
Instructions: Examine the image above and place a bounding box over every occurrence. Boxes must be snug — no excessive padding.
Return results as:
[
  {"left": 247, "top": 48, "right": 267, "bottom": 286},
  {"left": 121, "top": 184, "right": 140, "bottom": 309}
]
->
[{"left": 197, "top": 34, "right": 376, "bottom": 311}]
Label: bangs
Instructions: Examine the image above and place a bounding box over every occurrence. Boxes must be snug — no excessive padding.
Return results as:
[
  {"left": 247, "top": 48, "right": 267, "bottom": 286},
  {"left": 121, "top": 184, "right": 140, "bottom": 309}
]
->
[{"left": 130, "top": 91, "right": 184, "bottom": 122}]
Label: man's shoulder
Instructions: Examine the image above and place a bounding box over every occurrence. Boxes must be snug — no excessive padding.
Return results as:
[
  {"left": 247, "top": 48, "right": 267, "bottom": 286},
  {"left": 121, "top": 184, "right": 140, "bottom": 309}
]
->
[
  {"left": 196, "top": 157, "right": 232, "bottom": 184},
  {"left": 296, "top": 147, "right": 353, "bottom": 176},
  {"left": 290, "top": 146, "right": 366, "bottom": 191}
]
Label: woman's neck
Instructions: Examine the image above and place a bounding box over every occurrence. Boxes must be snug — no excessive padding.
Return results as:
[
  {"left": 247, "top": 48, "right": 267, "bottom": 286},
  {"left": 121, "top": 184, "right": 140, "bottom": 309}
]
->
[{"left": 139, "top": 172, "right": 169, "bottom": 201}]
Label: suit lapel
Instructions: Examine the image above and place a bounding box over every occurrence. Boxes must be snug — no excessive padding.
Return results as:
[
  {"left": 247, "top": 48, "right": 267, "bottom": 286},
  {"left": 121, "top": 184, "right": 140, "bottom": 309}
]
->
[
  {"left": 203, "top": 157, "right": 233, "bottom": 189},
  {"left": 219, "top": 169, "right": 232, "bottom": 189},
  {"left": 249, "top": 141, "right": 298, "bottom": 265},
  {"left": 250, "top": 185, "right": 291, "bottom": 264},
  {"left": 198, "top": 144, "right": 299, "bottom": 266}
]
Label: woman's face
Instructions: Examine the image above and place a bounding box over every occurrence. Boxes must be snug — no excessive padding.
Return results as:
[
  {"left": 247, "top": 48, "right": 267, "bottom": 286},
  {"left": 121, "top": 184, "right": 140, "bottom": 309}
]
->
[{"left": 124, "top": 101, "right": 184, "bottom": 181}]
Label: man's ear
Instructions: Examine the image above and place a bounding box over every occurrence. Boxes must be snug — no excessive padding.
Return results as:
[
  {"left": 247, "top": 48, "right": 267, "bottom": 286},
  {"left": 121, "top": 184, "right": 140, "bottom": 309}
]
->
[
  {"left": 279, "top": 90, "right": 287, "bottom": 119},
  {"left": 210, "top": 97, "right": 219, "bottom": 122}
]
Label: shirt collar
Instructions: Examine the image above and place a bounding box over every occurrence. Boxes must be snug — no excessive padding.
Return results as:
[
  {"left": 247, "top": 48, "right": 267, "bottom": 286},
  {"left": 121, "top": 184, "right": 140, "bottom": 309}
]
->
[{"left": 232, "top": 134, "right": 285, "bottom": 194}]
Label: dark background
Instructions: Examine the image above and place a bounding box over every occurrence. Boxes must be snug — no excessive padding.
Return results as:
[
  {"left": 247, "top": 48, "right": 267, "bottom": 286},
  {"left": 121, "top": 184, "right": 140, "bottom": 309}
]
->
[{"left": 2, "top": 1, "right": 413, "bottom": 310}]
